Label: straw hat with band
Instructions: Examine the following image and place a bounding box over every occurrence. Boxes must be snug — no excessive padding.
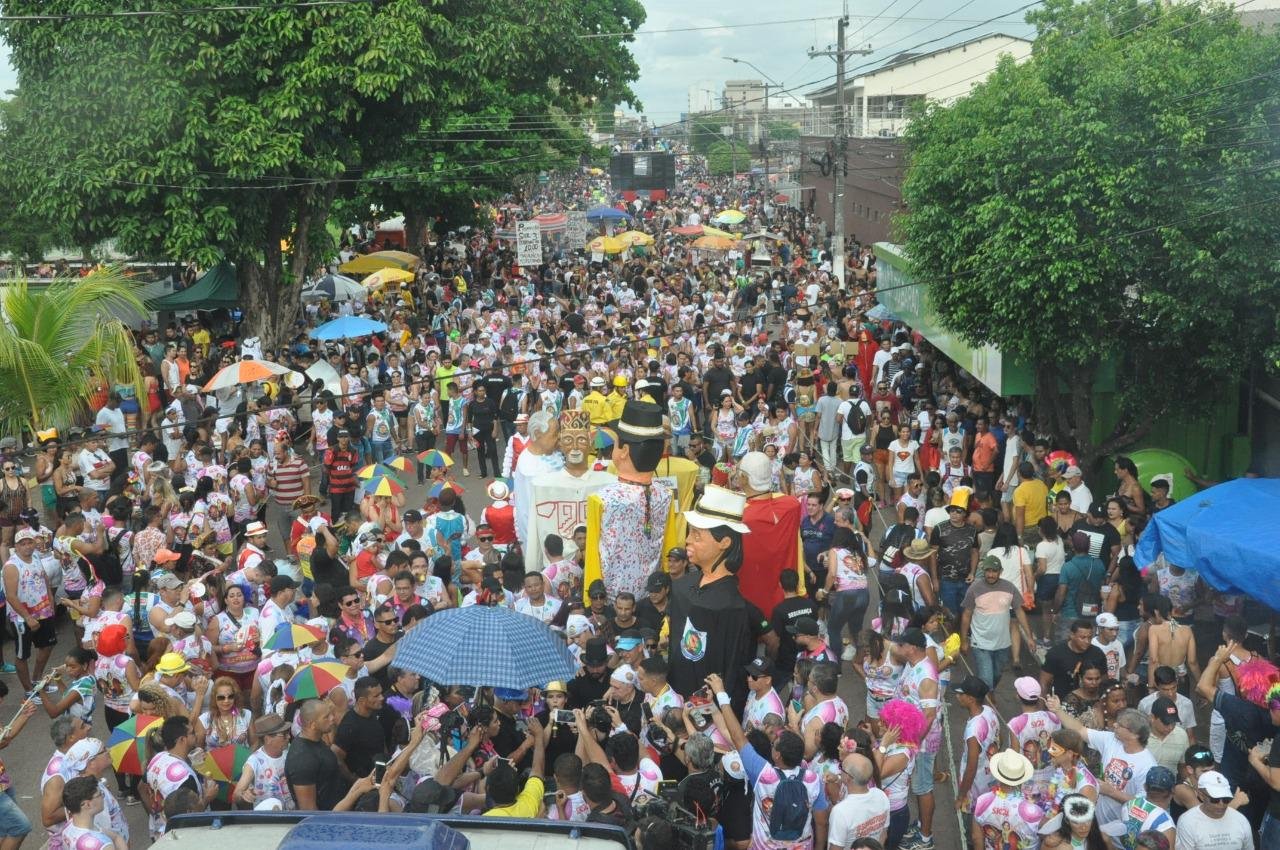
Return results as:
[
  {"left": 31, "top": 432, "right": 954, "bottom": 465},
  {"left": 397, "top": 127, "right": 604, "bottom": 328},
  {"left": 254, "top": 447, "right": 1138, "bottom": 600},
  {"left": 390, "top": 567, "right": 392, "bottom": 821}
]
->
[
  {"left": 989, "top": 749, "right": 1035, "bottom": 787},
  {"left": 684, "top": 485, "right": 750, "bottom": 535}
]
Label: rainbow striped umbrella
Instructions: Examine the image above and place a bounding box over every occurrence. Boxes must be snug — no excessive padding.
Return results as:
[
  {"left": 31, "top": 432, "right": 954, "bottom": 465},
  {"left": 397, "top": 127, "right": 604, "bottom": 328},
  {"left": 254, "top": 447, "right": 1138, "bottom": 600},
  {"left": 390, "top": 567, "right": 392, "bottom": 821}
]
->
[
  {"left": 262, "top": 622, "right": 327, "bottom": 652},
  {"left": 356, "top": 463, "right": 409, "bottom": 482},
  {"left": 427, "top": 481, "right": 465, "bottom": 498},
  {"left": 593, "top": 429, "right": 615, "bottom": 451},
  {"left": 363, "top": 475, "right": 406, "bottom": 498},
  {"left": 417, "top": 449, "right": 453, "bottom": 468},
  {"left": 284, "top": 659, "right": 350, "bottom": 702},
  {"left": 108, "top": 714, "right": 163, "bottom": 775},
  {"left": 195, "top": 743, "right": 252, "bottom": 794}
]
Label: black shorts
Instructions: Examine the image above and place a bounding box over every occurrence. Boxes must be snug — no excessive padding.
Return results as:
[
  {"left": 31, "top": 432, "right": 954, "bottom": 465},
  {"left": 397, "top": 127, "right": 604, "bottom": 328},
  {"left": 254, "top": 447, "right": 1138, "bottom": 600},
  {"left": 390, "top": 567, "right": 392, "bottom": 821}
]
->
[{"left": 14, "top": 618, "right": 57, "bottom": 660}]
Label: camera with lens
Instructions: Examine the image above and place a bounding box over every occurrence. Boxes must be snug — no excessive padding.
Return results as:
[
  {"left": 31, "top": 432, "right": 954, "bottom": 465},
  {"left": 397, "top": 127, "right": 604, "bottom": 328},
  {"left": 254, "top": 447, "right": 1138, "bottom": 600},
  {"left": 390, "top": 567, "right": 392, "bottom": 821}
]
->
[
  {"left": 585, "top": 701, "right": 613, "bottom": 735},
  {"left": 634, "top": 790, "right": 715, "bottom": 850}
]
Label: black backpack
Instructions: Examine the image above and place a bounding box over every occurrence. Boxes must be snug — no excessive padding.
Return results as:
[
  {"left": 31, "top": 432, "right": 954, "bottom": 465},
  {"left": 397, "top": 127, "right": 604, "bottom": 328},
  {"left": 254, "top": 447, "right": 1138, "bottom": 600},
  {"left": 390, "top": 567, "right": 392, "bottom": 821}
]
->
[
  {"left": 91, "top": 528, "right": 126, "bottom": 587},
  {"left": 845, "top": 399, "right": 868, "bottom": 435},
  {"left": 768, "top": 768, "right": 811, "bottom": 841}
]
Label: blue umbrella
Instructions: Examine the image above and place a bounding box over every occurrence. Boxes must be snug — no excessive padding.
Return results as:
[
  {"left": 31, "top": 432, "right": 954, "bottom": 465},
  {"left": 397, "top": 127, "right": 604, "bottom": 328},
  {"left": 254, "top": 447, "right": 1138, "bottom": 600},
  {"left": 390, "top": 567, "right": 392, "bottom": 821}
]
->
[
  {"left": 310, "top": 315, "right": 388, "bottom": 340},
  {"left": 585, "top": 205, "right": 632, "bottom": 222},
  {"left": 394, "top": 605, "right": 575, "bottom": 689},
  {"left": 865, "top": 303, "right": 898, "bottom": 322}
]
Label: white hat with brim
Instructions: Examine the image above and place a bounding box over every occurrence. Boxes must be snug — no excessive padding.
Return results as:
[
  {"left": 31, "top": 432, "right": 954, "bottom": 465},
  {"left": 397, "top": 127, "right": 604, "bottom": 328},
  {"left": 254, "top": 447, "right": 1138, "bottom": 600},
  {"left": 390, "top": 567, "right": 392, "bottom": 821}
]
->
[
  {"left": 684, "top": 484, "right": 750, "bottom": 534},
  {"left": 990, "top": 749, "right": 1035, "bottom": 786}
]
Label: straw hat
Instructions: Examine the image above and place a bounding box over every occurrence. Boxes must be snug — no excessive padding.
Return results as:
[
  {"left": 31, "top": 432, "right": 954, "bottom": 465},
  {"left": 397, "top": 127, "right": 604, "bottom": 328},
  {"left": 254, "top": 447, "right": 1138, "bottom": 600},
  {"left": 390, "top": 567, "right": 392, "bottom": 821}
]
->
[{"left": 684, "top": 485, "right": 750, "bottom": 534}]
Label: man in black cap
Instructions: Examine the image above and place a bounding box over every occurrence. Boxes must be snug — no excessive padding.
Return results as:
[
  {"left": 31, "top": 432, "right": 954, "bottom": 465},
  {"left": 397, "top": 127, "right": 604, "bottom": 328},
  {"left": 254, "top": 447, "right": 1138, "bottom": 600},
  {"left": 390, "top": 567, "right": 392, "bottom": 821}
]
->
[
  {"left": 636, "top": 571, "right": 671, "bottom": 633},
  {"left": 789, "top": 616, "right": 837, "bottom": 664},
  {"left": 770, "top": 570, "right": 815, "bottom": 689},
  {"left": 568, "top": 637, "right": 612, "bottom": 708},
  {"left": 665, "top": 547, "right": 698, "bottom": 607},
  {"left": 742, "top": 658, "right": 786, "bottom": 732},
  {"left": 952, "top": 675, "right": 998, "bottom": 813}
]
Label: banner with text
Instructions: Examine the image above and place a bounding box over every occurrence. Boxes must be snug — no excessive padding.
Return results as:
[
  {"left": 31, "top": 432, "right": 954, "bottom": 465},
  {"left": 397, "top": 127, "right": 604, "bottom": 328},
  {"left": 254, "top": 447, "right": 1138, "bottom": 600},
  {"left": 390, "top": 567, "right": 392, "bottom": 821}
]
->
[{"left": 517, "top": 221, "right": 543, "bottom": 267}]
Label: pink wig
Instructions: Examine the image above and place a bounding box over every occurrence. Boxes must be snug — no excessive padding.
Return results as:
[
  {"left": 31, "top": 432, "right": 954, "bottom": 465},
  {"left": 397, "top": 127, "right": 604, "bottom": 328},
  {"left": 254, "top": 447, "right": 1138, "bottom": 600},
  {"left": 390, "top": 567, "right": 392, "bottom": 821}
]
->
[
  {"left": 879, "top": 699, "right": 927, "bottom": 746},
  {"left": 1237, "top": 658, "right": 1280, "bottom": 710}
]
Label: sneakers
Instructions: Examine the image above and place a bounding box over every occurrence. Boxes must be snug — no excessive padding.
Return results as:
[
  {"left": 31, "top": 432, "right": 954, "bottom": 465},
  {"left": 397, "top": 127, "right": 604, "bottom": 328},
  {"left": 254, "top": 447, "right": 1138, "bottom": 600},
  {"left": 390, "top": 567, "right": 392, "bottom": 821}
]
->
[
  {"left": 0, "top": 663, "right": 14, "bottom": 674},
  {"left": 841, "top": 644, "right": 856, "bottom": 661},
  {"left": 24, "top": 690, "right": 41, "bottom": 706},
  {"left": 462, "top": 467, "right": 470, "bottom": 477},
  {"left": 899, "top": 826, "right": 921, "bottom": 847},
  {"left": 901, "top": 835, "right": 934, "bottom": 850},
  {"left": 122, "top": 794, "right": 141, "bottom": 807}
]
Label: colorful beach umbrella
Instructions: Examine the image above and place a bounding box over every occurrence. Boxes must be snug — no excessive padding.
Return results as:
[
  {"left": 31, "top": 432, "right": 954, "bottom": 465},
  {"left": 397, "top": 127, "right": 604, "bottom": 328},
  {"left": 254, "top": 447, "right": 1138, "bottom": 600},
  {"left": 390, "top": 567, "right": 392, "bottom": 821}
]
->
[
  {"left": 360, "top": 268, "right": 416, "bottom": 290},
  {"left": 195, "top": 743, "right": 252, "bottom": 785},
  {"left": 363, "top": 475, "right": 406, "bottom": 498},
  {"left": 587, "top": 235, "right": 624, "bottom": 254},
  {"left": 692, "top": 235, "right": 738, "bottom": 251},
  {"left": 617, "top": 230, "right": 654, "bottom": 247},
  {"left": 262, "top": 622, "right": 327, "bottom": 652},
  {"left": 202, "top": 360, "right": 295, "bottom": 393},
  {"left": 417, "top": 449, "right": 453, "bottom": 468},
  {"left": 284, "top": 659, "right": 350, "bottom": 702},
  {"left": 669, "top": 225, "right": 703, "bottom": 237},
  {"left": 108, "top": 714, "right": 163, "bottom": 775},
  {"left": 593, "top": 429, "right": 615, "bottom": 451},
  {"left": 713, "top": 209, "right": 746, "bottom": 225},
  {"left": 428, "top": 481, "right": 465, "bottom": 498}
]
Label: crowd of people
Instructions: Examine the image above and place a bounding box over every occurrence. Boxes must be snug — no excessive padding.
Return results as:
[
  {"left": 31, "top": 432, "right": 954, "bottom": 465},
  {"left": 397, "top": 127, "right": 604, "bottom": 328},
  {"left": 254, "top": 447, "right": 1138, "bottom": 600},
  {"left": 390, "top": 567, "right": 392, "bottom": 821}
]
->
[{"left": 0, "top": 162, "right": 1269, "bottom": 850}]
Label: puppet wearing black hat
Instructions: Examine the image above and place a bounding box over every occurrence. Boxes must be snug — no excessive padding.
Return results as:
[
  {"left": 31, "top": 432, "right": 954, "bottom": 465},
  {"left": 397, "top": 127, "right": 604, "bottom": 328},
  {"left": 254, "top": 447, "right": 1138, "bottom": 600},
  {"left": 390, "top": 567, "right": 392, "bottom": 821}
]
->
[{"left": 583, "top": 400, "right": 678, "bottom": 601}]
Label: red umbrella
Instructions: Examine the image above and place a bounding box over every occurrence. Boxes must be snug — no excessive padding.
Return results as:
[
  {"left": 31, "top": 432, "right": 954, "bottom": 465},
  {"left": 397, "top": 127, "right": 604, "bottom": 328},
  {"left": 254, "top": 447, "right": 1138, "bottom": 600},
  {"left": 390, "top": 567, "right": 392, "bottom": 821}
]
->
[
  {"left": 773, "top": 193, "right": 790, "bottom": 203},
  {"left": 670, "top": 225, "right": 703, "bottom": 237}
]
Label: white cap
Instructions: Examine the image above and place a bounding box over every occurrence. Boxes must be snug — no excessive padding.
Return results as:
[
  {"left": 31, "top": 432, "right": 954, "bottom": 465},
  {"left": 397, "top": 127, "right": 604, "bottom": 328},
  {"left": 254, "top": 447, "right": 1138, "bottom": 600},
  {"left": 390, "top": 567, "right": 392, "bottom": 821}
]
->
[
  {"left": 1197, "top": 770, "right": 1233, "bottom": 799},
  {"left": 565, "top": 613, "right": 593, "bottom": 638},
  {"left": 1095, "top": 612, "right": 1119, "bottom": 629},
  {"left": 738, "top": 451, "right": 773, "bottom": 493},
  {"left": 610, "top": 664, "right": 638, "bottom": 687}
]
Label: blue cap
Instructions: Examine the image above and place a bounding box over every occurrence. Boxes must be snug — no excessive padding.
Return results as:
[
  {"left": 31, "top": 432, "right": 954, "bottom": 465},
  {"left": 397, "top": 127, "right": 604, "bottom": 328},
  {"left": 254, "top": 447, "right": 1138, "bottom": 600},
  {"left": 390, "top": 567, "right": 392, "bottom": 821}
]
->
[
  {"left": 615, "top": 636, "right": 642, "bottom": 651},
  {"left": 1145, "top": 766, "right": 1176, "bottom": 791},
  {"left": 493, "top": 687, "right": 527, "bottom": 703}
]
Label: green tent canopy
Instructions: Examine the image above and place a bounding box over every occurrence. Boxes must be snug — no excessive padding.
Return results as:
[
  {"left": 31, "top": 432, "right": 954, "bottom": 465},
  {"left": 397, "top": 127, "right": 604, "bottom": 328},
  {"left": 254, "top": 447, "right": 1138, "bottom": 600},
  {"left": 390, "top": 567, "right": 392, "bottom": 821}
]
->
[{"left": 147, "top": 261, "right": 239, "bottom": 310}]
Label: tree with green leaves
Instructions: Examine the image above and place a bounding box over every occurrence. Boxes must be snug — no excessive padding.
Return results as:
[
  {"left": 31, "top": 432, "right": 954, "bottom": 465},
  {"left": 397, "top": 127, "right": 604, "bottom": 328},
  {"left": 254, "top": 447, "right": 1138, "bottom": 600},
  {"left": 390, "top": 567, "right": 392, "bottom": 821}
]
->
[
  {"left": 707, "top": 141, "right": 748, "bottom": 177},
  {"left": 0, "top": 0, "right": 643, "bottom": 349},
  {"left": 0, "top": 270, "right": 142, "bottom": 438},
  {"left": 899, "top": 0, "right": 1280, "bottom": 469}
]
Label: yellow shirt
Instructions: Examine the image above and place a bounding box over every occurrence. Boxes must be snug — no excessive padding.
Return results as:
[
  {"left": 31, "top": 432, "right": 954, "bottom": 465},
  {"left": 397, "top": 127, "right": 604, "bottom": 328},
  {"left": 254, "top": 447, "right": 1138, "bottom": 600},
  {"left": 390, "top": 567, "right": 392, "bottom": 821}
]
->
[
  {"left": 581, "top": 391, "right": 610, "bottom": 425},
  {"left": 605, "top": 391, "right": 627, "bottom": 422},
  {"left": 190, "top": 328, "right": 211, "bottom": 357},
  {"left": 1013, "top": 478, "right": 1049, "bottom": 527},
  {"left": 483, "top": 775, "right": 544, "bottom": 818}
]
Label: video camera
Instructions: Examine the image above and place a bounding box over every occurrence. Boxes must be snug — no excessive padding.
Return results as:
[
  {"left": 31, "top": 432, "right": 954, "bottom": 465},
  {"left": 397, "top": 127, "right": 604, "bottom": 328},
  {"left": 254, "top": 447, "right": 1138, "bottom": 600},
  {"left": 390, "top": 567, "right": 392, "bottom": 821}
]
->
[{"left": 633, "top": 789, "right": 716, "bottom": 850}]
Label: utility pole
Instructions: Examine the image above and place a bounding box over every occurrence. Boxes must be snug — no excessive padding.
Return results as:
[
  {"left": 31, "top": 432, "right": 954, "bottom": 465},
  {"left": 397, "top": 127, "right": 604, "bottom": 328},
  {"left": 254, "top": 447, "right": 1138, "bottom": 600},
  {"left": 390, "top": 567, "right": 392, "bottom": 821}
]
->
[{"left": 810, "top": 3, "right": 871, "bottom": 290}]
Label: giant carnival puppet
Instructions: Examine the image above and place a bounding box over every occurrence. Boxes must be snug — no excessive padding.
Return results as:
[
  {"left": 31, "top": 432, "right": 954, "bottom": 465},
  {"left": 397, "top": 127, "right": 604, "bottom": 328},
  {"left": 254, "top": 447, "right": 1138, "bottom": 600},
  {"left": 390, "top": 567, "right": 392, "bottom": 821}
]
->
[{"left": 525, "top": 409, "right": 615, "bottom": 571}]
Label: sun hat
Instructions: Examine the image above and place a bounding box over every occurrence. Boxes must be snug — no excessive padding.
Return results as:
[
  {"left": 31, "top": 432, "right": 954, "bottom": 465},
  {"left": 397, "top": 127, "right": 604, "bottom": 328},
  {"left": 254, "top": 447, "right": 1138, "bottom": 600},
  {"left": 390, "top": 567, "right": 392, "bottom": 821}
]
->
[
  {"left": 243, "top": 521, "right": 269, "bottom": 538},
  {"left": 155, "top": 652, "right": 191, "bottom": 677},
  {"left": 684, "top": 484, "right": 750, "bottom": 534},
  {"left": 990, "top": 749, "right": 1035, "bottom": 787},
  {"left": 487, "top": 481, "right": 509, "bottom": 501}
]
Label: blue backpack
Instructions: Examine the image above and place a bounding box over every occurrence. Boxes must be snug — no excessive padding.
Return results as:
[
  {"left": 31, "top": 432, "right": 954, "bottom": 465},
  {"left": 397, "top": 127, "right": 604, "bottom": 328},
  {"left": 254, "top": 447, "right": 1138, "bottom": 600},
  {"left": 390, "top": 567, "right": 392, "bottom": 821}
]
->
[{"left": 768, "top": 769, "right": 811, "bottom": 841}]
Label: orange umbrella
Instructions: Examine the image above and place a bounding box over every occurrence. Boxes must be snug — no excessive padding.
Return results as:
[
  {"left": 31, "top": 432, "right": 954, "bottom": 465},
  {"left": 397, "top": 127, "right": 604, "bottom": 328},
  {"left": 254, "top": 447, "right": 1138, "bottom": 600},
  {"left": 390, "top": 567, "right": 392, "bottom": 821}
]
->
[{"left": 692, "top": 235, "right": 738, "bottom": 251}]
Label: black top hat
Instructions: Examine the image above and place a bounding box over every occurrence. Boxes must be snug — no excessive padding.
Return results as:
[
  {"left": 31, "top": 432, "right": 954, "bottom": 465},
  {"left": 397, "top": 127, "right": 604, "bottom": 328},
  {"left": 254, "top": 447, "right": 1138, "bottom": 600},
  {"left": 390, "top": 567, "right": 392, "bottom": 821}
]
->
[{"left": 615, "top": 399, "right": 665, "bottom": 444}]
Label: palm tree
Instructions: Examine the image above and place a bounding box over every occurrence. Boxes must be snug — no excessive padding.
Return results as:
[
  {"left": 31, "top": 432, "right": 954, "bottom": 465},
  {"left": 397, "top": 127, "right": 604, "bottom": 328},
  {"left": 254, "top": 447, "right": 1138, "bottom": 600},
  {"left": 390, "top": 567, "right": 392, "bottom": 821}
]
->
[{"left": 0, "top": 267, "right": 144, "bottom": 439}]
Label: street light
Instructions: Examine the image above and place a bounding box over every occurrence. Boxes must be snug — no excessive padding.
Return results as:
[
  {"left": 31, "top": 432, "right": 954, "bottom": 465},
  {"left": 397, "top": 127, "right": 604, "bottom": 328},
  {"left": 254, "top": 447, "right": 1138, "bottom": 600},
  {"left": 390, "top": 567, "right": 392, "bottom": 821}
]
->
[{"left": 724, "top": 57, "right": 782, "bottom": 187}]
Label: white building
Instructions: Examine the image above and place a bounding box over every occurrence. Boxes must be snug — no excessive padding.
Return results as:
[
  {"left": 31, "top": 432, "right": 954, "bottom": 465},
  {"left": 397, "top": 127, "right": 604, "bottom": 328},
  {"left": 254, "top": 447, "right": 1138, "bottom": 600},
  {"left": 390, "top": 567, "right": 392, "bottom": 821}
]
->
[
  {"left": 805, "top": 33, "right": 1032, "bottom": 137},
  {"left": 687, "top": 83, "right": 718, "bottom": 114}
]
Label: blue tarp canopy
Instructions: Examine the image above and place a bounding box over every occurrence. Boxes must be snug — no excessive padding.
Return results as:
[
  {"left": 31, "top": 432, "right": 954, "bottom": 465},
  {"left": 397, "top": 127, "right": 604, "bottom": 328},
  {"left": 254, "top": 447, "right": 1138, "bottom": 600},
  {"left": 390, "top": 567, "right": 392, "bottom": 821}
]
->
[{"left": 1135, "top": 478, "right": 1280, "bottom": 611}]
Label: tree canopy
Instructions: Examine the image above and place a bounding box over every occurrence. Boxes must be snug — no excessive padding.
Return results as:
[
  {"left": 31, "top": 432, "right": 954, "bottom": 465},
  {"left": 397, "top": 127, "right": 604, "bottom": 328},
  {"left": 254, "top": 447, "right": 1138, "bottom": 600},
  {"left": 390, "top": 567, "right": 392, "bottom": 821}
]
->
[
  {"left": 899, "top": 0, "right": 1280, "bottom": 466},
  {"left": 707, "top": 141, "right": 749, "bottom": 176},
  {"left": 0, "top": 0, "right": 643, "bottom": 347}
]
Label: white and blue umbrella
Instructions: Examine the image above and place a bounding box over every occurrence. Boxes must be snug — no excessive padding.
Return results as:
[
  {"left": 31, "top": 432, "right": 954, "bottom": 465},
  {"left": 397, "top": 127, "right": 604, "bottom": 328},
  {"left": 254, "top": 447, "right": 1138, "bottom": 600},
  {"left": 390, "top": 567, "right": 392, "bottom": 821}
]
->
[
  {"left": 394, "top": 605, "right": 575, "bottom": 690},
  {"left": 310, "top": 315, "right": 388, "bottom": 341},
  {"left": 585, "top": 205, "right": 632, "bottom": 223},
  {"left": 301, "top": 273, "right": 363, "bottom": 302}
]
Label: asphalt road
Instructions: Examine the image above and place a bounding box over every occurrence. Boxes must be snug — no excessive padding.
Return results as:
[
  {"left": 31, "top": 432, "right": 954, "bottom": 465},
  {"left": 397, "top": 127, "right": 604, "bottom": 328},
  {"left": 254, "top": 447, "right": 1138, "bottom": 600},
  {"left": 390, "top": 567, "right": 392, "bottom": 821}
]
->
[{"left": 2, "top": 472, "right": 995, "bottom": 849}]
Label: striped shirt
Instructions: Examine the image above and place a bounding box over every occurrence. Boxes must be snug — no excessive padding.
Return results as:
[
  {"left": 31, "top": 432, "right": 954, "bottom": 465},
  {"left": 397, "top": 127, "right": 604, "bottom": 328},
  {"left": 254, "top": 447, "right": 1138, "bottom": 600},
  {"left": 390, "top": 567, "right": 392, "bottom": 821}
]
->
[{"left": 271, "top": 455, "right": 309, "bottom": 506}]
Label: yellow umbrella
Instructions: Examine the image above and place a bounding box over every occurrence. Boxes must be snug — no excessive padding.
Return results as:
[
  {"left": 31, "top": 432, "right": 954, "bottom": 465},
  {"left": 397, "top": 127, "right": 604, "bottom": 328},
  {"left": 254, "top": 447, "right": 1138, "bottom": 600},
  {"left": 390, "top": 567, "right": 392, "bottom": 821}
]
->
[
  {"left": 587, "top": 235, "right": 624, "bottom": 254},
  {"left": 713, "top": 209, "right": 747, "bottom": 225},
  {"left": 361, "top": 268, "right": 415, "bottom": 290},
  {"left": 702, "top": 226, "right": 735, "bottom": 238},
  {"left": 338, "top": 250, "right": 420, "bottom": 275},
  {"left": 692, "top": 235, "right": 738, "bottom": 251},
  {"left": 618, "top": 230, "right": 654, "bottom": 247}
]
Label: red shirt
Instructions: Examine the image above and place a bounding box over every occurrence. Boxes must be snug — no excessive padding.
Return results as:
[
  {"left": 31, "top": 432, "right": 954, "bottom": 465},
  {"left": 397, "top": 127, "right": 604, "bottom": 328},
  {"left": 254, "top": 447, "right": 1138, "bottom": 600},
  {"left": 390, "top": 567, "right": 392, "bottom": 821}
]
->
[{"left": 482, "top": 503, "right": 516, "bottom": 546}]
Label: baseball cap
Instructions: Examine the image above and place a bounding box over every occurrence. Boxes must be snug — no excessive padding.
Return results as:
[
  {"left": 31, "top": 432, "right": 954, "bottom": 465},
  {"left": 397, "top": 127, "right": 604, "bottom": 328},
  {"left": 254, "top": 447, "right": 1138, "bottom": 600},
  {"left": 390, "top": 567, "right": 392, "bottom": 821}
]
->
[
  {"left": 1014, "top": 676, "right": 1042, "bottom": 701},
  {"left": 952, "top": 675, "right": 989, "bottom": 701},
  {"left": 402, "top": 509, "right": 423, "bottom": 522},
  {"left": 667, "top": 547, "right": 688, "bottom": 560},
  {"left": 615, "top": 631, "right": 642, "bottom": 652},
  {"left": 610, "top": 664, "right": 638, "bottom": 686},
  {"left": 786, "top": 616, "right": 820, "bottom": 637},
  {"left": 1150, "top": 696, "right": 1180, "bottom": 725},
  {"left": 13, "top": 528, "right": 37, "bottom": 543},
  {"left": 1064, "top": 465, "right": 1082, "bottom": 478},
  {"left": 744, "top": 657, "right": 774, "bottom": 679},
  {"left": 1095, "top": 612, "right": 1119, "bottom": 629},
  {"left": 645, "top": 572, "right": 672, "bottom": 593},
  {"left": 565, "top": 613, "right": 593, "bottom": 638},
  {"left": 1145, "top": 766, "right": 1176, "bottom": 792},
  {"left": 979, "top": 554, "right": 1002, "bottom": 572},
  {"left": 894, "top": 627, "right": 927, "bottom": 649},
  {"left": 1184, "top": 745, "right": 1214, "bottom": 768},
  {"left": 1197, "top": 770, "right": 1233, "bottom": 800}
]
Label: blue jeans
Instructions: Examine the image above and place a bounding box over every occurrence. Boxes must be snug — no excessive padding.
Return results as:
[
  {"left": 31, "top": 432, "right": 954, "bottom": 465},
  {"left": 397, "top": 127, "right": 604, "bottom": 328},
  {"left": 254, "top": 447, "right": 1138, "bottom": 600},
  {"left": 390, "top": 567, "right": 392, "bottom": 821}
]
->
[
  {"left": 1262, "top": 812, "right": 1280, "bottom": 850},
  {"left": 939, "top": 578, "right": 969, "bottom": 617},
  {"left": 887, "top": 805, "right": 910, "bottom": 849},
  {"left": 369, "top": 438, "right": 394, "bottom": 463},
  {"left": 972, "top": 645, "right": 1011, "bottom": 690},
  {"left": 827, "top": 588, "right": 870, "bottom": 657}
]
